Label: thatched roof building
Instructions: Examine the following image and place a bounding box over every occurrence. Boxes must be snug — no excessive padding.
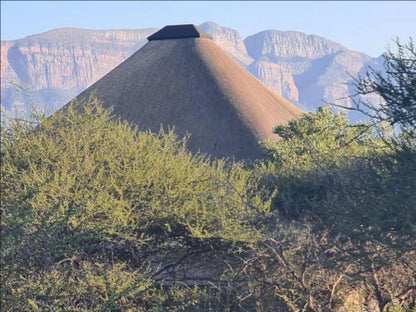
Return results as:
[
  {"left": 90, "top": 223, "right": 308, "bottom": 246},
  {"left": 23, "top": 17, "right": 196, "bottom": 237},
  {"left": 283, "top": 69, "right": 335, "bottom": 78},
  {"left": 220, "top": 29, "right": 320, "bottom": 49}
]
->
[{"left": 70, "top": 24, "right": 302, "bottom": 160}]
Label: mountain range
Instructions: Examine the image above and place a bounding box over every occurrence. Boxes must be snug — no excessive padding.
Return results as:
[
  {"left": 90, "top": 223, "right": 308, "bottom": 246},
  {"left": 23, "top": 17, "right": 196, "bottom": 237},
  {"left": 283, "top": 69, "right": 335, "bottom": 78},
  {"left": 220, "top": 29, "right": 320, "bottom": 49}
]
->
[{"left": 1, "top": 22, "right": 383, "bottom": 119}]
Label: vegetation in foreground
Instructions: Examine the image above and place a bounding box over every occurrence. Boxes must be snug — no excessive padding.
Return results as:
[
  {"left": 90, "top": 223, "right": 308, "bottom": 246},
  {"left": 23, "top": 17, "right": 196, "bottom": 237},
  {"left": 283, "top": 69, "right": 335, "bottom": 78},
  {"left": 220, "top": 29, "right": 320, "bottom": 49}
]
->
[{"left": 1, "top": 40, "right": 415, "bottom": 311}]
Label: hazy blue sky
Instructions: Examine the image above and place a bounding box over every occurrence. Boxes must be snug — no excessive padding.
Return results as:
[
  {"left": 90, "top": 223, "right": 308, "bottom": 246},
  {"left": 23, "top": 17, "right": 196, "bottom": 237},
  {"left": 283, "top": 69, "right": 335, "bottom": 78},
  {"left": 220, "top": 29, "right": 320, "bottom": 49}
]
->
[{"left": 1, "top": 1, "right": 415, "bottom": 57}]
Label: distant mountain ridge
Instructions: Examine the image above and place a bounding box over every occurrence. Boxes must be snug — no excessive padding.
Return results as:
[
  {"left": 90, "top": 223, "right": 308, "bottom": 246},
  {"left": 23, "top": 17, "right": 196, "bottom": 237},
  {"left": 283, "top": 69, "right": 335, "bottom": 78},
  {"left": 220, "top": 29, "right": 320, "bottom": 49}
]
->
[{"left": 1, "top": 22, "right": 382, "bottom": 119}]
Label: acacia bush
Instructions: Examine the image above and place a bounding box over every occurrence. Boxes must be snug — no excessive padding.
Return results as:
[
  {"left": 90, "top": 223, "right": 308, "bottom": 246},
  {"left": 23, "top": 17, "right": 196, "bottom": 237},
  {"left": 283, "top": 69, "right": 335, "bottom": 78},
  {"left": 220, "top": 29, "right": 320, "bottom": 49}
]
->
[
  {"left": 251, "top": 40, "right": 416, "bottom": 309},
  {"left": 2, "top": 99, "right": 414, "bottom": 312},
  {"left": 254, "top": 106, "right": 416, "bottom": 311},
  {"left": 1, "top": 97, "right": 271, "bottom": 311},
  {"left": 1, "top": 39, "right": 415, "bottom": 312}
]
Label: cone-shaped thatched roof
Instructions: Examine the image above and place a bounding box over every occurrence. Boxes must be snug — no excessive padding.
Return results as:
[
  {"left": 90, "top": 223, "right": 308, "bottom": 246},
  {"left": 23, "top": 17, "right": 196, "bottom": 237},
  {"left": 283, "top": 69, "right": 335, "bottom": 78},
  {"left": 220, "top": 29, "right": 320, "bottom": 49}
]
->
[{"left": 69, "top": 25, "right": 302, "bottom": 160}]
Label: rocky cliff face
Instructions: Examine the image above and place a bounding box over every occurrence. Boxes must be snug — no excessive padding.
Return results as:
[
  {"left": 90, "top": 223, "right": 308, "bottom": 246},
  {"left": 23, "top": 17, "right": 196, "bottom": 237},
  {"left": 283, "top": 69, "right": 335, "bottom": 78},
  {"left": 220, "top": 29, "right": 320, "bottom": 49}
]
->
[
  {"left": 244, "top": 30, "right": 346, "bottom": 60},
  {"left": 1, "top": 28, "right": 156, "bottom": 114},
  {"left": 1, "top": 22, "right": 382, "bottom": 120},
  {"left": 199, "top": 22, "right": 253, "bottom": 66},
  {"left": 247, "top": 60, "right": 299, "bottom": 103},
  {"left": 244, "top": 30, "right": 379, "bottom": 113}
]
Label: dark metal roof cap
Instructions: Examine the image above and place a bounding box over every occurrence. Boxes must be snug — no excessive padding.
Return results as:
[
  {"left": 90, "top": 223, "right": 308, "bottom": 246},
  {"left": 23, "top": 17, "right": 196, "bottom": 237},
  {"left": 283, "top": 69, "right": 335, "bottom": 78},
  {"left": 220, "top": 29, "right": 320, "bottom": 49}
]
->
[{"left": 147, "top": 24, "right": 212, "bottom": 41}]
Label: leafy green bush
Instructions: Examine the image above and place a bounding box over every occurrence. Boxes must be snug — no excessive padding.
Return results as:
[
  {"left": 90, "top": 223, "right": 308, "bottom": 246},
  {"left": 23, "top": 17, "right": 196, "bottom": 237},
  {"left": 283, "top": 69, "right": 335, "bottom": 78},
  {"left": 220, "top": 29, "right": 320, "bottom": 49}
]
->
[
  {"left": 255, "top": 106, "right": 416, "bottom": 311},
  {"left": 1, "top": 97, "right": 271, "bottom": 311},
  {"left": 2, "top": 38, "right": 415, "bottom": 311}
]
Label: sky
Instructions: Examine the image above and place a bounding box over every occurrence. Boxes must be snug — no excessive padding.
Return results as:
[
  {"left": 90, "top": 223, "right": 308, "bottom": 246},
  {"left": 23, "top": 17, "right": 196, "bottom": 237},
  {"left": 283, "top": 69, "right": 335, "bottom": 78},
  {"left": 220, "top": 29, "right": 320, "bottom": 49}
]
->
[{"left": 1, "top": 1, "right": 415, "bottom": 57}]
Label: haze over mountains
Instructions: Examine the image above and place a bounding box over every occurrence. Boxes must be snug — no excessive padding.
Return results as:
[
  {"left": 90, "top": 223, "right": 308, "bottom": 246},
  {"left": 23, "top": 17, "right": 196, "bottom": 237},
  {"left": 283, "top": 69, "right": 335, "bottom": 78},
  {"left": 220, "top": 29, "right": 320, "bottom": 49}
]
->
[{"left": 1, "top": 22, "right": 382, "bottom": 118}]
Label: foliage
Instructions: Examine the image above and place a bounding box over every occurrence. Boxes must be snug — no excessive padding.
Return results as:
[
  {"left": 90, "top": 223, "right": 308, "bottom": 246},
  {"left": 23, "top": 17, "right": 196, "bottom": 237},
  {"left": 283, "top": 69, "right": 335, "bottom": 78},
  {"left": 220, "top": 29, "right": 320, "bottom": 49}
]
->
[
  {"left": 1, "top": 97, "right": 271, "bottom": 311},
  {"left": 261, "top": 106, "right": 378, "bottom": 173},
  {"left": 254, "top": 38, "right": 416, "bottom": 311},
  {"left": 250, "top": 109, "right": 416, "bottom": 311},
  {"left": 1, "top": 38, "right": 415, "bottom": 312},
  {"left": 348, "top": 38, "right": 416, "bottom": 133}
]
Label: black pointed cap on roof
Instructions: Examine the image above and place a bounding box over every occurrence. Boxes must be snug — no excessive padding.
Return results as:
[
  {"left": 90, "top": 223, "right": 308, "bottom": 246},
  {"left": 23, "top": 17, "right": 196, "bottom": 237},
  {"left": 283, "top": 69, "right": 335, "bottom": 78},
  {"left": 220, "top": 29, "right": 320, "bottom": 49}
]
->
[{"left": 147, "top": 24, "right": 212, "bottom": 41}]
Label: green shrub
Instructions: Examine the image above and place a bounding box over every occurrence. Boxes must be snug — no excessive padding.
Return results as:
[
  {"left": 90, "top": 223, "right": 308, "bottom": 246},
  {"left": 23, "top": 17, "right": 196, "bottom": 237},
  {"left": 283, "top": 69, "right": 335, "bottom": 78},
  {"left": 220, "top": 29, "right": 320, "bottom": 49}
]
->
[{"left": 1, "top": 97, "right": 270, "bottom": 311}]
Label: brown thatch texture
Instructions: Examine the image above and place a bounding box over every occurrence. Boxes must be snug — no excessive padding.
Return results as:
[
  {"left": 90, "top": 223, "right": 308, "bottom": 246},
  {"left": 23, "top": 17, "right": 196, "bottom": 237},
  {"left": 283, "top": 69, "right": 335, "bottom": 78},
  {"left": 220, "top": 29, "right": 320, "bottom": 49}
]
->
[{"left": 70, "top": 37, "right": 302, "bottom": 160}]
